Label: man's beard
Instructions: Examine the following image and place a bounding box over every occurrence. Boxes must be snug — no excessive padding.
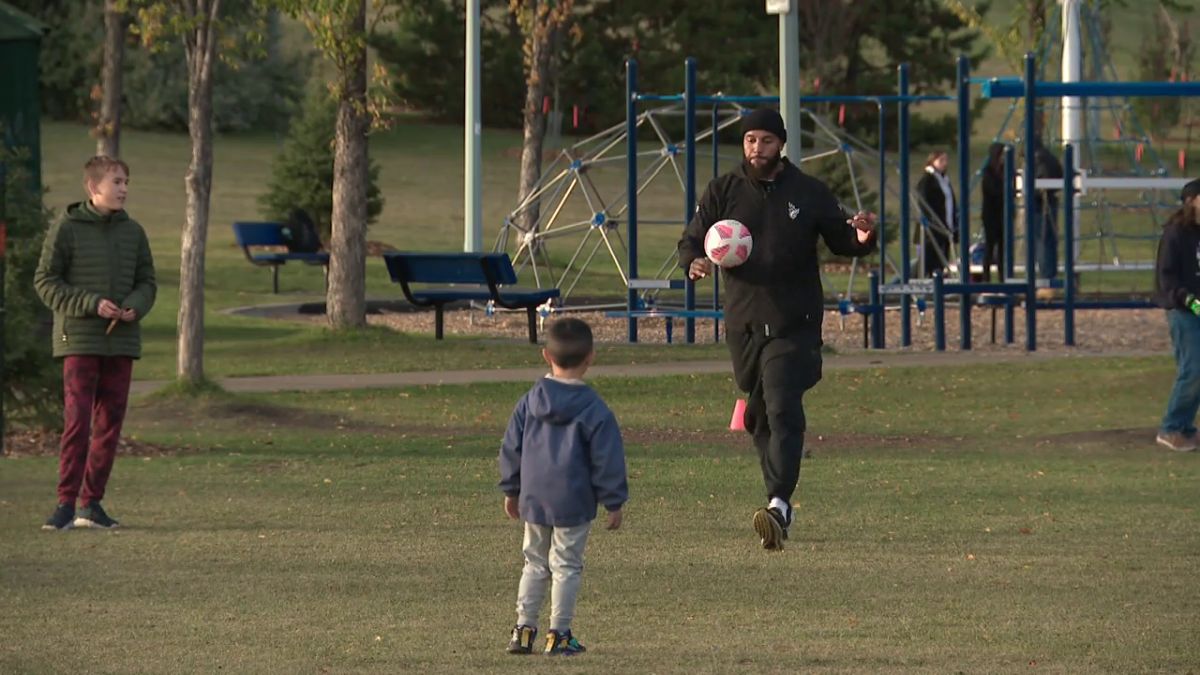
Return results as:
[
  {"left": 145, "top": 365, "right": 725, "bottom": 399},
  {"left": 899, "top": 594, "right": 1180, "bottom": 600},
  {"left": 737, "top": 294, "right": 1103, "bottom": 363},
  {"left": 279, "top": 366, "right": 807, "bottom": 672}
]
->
[{"left": 743, "top": 154, "right": 781, "bottom": 180}]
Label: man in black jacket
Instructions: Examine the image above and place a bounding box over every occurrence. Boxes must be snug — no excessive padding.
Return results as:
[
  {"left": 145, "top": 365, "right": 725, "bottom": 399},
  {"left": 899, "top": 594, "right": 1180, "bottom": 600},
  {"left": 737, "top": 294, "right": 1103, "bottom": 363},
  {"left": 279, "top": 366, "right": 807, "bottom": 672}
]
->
[{"left": 677, "top": 108, "right": 878, "bottom": 551}]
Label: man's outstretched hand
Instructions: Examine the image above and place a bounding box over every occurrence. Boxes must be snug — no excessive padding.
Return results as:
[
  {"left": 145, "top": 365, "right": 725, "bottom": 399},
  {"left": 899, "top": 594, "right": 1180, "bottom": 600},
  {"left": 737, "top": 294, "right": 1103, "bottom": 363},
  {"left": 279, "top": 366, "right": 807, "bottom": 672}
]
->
[{"left": 847, "top": 211, "right": 878, "bottom": 243}]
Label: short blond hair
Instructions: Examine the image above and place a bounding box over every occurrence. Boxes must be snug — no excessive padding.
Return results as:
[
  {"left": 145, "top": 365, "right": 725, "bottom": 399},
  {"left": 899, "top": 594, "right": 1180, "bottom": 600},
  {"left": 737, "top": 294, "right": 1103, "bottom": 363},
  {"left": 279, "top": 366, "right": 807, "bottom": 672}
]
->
[{"left": 83, "top": 155, "right": 130, "bottom": 191}]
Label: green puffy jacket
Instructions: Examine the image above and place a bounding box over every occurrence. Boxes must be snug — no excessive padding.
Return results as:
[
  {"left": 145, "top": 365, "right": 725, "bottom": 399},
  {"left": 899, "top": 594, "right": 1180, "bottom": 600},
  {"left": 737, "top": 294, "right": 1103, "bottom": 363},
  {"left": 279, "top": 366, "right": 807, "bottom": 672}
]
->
[{"left": 34, "top": 201, "right": 157, "bottom": 359}]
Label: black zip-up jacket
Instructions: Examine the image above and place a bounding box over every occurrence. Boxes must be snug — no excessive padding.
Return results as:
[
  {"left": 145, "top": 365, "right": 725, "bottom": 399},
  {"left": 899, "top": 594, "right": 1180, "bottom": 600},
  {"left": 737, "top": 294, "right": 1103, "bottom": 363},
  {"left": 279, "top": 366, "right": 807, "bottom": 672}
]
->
[
  {"left": 1155, "top": 217, "right": 1200, "bottom": 310},
  {"left": 677, "top": 158, "right": 876, "bottom": 337}
]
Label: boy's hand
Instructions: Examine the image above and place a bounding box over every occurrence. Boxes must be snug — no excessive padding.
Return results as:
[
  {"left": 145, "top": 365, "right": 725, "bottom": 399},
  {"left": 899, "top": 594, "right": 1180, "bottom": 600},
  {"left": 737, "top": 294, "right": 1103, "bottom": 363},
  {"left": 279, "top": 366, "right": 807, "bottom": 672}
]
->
[
  {"left": 120, "top": 307, "right": 137, "bottom": 322},
  {"left": 504, "top": 495, "right": 519, "bottom": 520},
  {"left": 688, "top": 258, "right": 713, "bottom": 280},
  {"left": 97, "top": 298, "right": 121, "bottom": 319},
  {"left": 605, "top": 508, "right": 622, "bottom": 530}
]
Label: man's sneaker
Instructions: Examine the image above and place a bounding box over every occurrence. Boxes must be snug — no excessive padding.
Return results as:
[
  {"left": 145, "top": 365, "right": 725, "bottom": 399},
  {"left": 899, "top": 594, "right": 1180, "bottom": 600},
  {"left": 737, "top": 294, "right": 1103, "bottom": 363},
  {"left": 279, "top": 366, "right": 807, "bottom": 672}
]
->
[
  {"left": 544, "top": 629, "right": 586, "bottom": 655},
  {"left": 41, "top": 503, "right": 75, "bottom": 531},
  {"left": 752, "top": 507, "right": 787, "bottom": 551},
  {"left": 506, "top": 624, "right": 537, "bottom": 655},
  {"left": 74, "top": 501, "right": 120, "bottom": 529},
  {"left": 1156, "top": 432, "right": 1197, "bottom": 452}
]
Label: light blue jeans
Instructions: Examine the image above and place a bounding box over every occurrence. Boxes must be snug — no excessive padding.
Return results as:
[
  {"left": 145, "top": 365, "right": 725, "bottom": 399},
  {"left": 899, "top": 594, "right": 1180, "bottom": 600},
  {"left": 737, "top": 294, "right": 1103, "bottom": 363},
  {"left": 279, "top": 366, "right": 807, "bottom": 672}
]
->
[{"left": 1161, "top": 309, "right": 1200, "bottom": 435}]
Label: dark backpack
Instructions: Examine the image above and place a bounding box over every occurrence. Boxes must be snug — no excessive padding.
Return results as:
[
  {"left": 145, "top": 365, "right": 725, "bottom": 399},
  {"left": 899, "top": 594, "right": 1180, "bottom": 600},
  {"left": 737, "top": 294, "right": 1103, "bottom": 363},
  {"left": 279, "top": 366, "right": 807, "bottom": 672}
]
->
[{"left": 281, "top": 209, "right": 322, "bottom": 253}]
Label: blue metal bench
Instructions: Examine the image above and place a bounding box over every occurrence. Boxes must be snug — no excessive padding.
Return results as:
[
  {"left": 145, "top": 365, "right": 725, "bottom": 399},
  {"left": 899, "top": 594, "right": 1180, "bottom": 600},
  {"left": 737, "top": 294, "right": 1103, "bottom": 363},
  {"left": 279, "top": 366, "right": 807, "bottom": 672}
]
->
[
  {"left": 232, "top": 221, "right": 330, "bottom": 293},
  {"left": 382, "top": 252, "right": 559, "bottom": 343}
]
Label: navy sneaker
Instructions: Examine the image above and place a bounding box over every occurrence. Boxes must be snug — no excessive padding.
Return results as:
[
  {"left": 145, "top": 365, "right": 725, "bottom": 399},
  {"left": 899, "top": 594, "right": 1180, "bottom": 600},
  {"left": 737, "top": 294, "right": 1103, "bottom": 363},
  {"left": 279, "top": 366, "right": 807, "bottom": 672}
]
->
[
  {"left": 75, "top": 501, "right": 120, "bottom": 529},
  {"left": 506, "top": 624, "right": 537, "bottom": 654},
  {"left": 544, "top": 629, "right": 586, "bottom": 655},
  {"left": 752, "top": 507, "right": 788, "bottom": 551},
  {"left": 42, "top": 503, "right": 75, "bottom": 531}
]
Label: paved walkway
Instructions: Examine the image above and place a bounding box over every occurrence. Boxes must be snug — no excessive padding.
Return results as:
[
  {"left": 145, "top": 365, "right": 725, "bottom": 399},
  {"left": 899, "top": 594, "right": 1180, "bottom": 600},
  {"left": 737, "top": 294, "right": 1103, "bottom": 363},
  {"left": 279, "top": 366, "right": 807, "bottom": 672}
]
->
[{"left": 129, "top": 348, "right": 1164, "bottom": 395}]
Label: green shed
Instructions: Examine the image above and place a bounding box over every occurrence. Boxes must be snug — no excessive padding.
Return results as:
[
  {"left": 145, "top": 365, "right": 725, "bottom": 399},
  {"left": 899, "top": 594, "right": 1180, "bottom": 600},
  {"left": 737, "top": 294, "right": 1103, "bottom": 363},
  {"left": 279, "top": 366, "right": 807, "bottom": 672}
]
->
[{"left": 0, "top": 1, "right": 47, "bottom": 191}]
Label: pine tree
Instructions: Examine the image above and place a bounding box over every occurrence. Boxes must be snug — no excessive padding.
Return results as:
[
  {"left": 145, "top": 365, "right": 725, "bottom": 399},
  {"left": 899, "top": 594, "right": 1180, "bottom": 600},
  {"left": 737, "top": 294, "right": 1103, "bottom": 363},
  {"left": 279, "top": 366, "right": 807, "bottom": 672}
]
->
[
  {"left": 258, "top": 88, "right": 384, "bottom": 242},
  {"left": 2, "top": 143, "right": 62, "bottom": 431}
]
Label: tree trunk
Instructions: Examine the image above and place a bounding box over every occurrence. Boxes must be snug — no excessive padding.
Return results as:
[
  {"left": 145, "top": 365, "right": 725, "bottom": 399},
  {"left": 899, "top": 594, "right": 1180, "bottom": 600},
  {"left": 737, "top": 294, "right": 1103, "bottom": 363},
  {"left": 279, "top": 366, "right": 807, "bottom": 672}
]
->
[
  {"left": 516, "top": 1, "right": 554, "bottom": 235},
  {"left": 96, "top": 0, "right": 126, "bottom": 158},
  {"left": 177, "top": 0, "right": 220, "bottom": 384},
  {"left": 1027, "top": 0, "right": 1045, "bottom": 49},
  {"left": 327, "top": 0, "right": 369, "bottom": 330}
]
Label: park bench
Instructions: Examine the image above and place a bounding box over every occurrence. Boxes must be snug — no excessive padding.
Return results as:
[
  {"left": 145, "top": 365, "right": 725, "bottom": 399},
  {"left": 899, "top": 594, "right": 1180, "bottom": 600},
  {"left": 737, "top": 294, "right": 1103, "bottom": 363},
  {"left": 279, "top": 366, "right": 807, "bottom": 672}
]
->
[
  {"left": 382, "top": 252, "right": 559, "bottom": 343},
  {"left": 232, "top": 221, "right": 329, "bottom": 293}
]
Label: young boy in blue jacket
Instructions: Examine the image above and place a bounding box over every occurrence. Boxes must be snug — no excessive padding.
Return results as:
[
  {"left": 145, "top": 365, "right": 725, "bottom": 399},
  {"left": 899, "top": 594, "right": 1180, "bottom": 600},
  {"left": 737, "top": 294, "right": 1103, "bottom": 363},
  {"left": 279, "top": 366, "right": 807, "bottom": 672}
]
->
[{"left": 498, "top": 317, "right": 627, "bottom": 656}]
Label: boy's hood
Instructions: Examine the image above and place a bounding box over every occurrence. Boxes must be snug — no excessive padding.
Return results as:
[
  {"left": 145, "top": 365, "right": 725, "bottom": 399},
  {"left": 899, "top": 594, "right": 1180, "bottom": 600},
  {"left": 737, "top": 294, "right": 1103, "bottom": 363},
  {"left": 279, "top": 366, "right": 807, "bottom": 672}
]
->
[
  {"left": 65, "top": 201, "right": 130, "bottom": 224},
  {"left": 527, "top": 378, "right": 595, "bottom": 425}
]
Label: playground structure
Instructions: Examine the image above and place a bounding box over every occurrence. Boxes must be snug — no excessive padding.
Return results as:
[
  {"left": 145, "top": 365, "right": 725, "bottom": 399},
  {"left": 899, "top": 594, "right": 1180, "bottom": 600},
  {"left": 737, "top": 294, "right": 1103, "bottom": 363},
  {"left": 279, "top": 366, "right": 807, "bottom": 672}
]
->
[
  {"left": 494, "top": 62, "right": 924, "bottom": 315},
  {"left": 494, "top": 0, "right": 1197, "bottom": 350}
]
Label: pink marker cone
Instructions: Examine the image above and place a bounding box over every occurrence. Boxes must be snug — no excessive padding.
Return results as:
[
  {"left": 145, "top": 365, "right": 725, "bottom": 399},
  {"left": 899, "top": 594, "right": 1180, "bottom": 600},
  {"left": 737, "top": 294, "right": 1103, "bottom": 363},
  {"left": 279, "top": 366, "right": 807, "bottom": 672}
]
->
[{"left": 729, "top": 398, "right": 747, "bottom": 432}]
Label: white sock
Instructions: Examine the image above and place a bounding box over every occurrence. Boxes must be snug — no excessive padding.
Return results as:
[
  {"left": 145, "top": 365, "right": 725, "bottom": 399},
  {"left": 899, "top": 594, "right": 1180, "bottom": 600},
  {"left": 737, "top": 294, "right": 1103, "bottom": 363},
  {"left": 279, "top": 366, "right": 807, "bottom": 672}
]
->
[{"left": 769, "top": 497, "right": 790, "bottom": 522}]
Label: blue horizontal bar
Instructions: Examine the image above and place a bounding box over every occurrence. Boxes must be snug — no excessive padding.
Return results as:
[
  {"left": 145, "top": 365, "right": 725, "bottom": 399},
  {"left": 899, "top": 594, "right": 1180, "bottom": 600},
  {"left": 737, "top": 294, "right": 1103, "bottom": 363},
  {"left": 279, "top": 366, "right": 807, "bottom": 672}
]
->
[
  {"left": 696, "top": 94, "right": 952, "bottom": 105},
  {"left": 940, "top": 282, "right": 1031, "bottom": 294},
  {"left": 982, "top": 79, "right": 1200, "bottom": 98},
  {"left": 605, "top": 310, "right": 725, "bottom": 319},
  {"left": 697, "top": 95, "right": 780, "bottom": 103},
  {"left": 1036, "top": 300, "right": 1156, "bottom": 310},
  {"left": 635, "top": 93, "right": 954, "bottom": 105}
]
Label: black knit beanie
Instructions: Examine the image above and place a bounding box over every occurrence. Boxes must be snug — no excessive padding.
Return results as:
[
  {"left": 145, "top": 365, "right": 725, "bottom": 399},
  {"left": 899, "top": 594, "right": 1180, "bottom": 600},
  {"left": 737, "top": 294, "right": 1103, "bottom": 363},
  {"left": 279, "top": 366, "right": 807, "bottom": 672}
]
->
[
  {"left": 740, "top": 108, "right": 787, "bottom": 144},
  {"left": 1182, "top": 178, "right": 1200, "bottom": 203}
]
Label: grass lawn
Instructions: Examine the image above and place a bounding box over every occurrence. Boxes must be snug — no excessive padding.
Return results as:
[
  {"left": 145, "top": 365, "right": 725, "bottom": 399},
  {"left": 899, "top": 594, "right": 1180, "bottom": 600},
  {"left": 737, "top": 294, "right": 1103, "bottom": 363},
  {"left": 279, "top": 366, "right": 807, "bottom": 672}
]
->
[{"left": 2, "top": 356, "right": 1196, "bottom": 673}]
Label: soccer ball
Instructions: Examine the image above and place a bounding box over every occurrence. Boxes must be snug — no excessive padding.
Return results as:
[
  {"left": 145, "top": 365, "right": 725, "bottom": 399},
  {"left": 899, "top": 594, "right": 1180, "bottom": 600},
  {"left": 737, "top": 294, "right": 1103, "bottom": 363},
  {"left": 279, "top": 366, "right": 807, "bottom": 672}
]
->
[{"left": 704, "top": 219, "right": 753, "bottom": 268}]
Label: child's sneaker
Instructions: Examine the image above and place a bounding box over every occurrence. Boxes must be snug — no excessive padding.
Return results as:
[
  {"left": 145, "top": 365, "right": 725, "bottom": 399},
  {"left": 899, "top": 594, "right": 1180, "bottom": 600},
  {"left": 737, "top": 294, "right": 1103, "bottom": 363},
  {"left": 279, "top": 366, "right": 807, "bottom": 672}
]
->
[
  {"left": 74, "top": 501, "right": 120, "bottom": 529},
  {"left": 544, "top": 629, "right": 586, "bottom": 655},
  {"left": 752, "top": 507, "right": 787, "bottom": 551},
  {"left": 506, "top": 624, "right": 537, "bottom": 654},
  {"left": 41, "top": 503, "right": 75, "bottom": 531},
  {"left": 1156, "top": 432, "right": 1197, "bottom": 452}
]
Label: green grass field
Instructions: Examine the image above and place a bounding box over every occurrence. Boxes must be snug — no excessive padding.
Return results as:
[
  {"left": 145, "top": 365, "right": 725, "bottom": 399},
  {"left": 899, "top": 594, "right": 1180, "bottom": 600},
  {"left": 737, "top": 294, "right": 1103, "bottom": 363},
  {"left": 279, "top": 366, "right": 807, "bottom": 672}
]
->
[{"left": 3, "top": 356, "right": 1196, "bottom": 673}]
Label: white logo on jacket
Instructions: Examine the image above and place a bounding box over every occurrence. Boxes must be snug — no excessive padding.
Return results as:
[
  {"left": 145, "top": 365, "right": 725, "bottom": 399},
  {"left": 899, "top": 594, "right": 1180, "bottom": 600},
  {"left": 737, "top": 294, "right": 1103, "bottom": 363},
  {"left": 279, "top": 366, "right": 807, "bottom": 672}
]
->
[{"left": 788, "top": 201, "right": 799, "bottom": 220}]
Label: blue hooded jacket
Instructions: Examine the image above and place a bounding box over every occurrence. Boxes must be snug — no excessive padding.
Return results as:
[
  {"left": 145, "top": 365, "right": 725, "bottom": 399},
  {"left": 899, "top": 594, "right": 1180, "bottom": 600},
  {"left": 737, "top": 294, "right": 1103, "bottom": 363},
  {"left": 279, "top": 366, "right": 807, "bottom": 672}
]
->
[{"left": 498, "top": 377, "right": 628, "bottom": 527}]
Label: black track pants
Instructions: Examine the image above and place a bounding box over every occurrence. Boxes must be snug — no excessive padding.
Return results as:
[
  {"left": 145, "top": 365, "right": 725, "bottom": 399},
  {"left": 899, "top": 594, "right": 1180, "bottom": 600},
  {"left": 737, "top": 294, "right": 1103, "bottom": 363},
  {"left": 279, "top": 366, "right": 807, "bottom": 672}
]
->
[{"left": 728, "top": 327, "right": 823, "bottom": 503}]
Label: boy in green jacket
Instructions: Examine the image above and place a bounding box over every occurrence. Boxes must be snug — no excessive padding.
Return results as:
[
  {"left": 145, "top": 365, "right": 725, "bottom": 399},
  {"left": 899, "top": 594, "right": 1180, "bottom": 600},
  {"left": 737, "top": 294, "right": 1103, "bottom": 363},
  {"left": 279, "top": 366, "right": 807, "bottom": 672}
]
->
[{"left": 34, "top": 156, "right": 156, "bottom": 530}]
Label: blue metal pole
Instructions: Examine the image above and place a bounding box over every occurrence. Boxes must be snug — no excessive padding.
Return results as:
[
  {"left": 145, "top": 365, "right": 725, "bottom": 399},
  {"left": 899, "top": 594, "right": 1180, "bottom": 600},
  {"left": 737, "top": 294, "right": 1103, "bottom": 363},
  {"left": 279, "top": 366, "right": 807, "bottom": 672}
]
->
[
  {"left": 957, "top": 55, "right": 972, "bottom": 350},
  {"left": 684, "top": 57, "right": 697, "bottom": 344},
  {"left": 626, "top": 59, "right": 639, "bottom": 342},
  {"left": 711, "top": 102, "right": 721, "bottom": 343},
  {"left": 1063, "top": 142, "right": 1075, "bottom": 346},
  {"left": 869, "top": 270, "right": 882, "bottom": 348},
  {"left": 1004, "top": 145, "right": 1016, "bottom": 344},
  {"left": 933, "top": 270, "right": 946, "bottom": 351},
  {"left": 1024, "top": 52, "right": 1037, "bottom": 352},
  {"left": 877, "top": 102, "right": 887, "bottom": 348},
  {"left": 898, "top": 63, "right": 912, "bottom": 347}
]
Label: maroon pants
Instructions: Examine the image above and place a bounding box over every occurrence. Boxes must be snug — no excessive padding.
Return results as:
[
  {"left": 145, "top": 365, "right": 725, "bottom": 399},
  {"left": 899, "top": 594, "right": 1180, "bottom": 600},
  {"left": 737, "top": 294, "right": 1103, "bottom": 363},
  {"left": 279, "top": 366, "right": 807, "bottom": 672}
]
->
[{"left": 57, "top": 355, "right": 133, "bottom": 505}]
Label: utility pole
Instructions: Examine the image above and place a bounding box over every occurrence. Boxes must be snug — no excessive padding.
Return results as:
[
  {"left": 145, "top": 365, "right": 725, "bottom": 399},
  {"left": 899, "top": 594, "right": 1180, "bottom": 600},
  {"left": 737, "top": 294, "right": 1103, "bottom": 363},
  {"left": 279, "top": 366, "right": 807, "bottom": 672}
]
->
[
  {"left": 768, "top": 0, "right": 801, "bottom": 159},
  {"left": 464, "top": 0, "right": 483, "bottom": 251}
]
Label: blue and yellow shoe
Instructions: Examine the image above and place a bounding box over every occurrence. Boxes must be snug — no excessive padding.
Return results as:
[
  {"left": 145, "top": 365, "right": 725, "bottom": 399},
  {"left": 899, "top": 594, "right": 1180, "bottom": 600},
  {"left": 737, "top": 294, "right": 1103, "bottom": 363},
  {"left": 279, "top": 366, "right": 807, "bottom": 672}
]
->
[
  {"left": 544, "top": 629, "right": 586, "bottom": 655},
  {"left": 506, "top": 624, "right": 537, "bottom": 654}
]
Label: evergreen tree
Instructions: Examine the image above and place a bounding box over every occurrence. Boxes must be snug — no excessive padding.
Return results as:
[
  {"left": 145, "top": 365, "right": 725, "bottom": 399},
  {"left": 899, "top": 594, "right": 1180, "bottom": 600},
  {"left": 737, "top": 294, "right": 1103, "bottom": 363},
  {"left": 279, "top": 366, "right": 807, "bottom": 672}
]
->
[
  {"left": 2, "top": 144, "right": 61, "bottom": 431},
  {"left": 258, "top": 89, "right": 384, "bottom": 241}
]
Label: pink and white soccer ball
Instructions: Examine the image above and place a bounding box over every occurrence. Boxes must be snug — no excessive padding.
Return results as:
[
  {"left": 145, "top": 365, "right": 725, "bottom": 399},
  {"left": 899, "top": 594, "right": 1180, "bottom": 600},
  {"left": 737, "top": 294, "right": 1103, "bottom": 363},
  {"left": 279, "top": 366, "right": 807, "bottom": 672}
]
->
[{"left": 704, "top": 219, "right": 753, "bottom": 268}]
